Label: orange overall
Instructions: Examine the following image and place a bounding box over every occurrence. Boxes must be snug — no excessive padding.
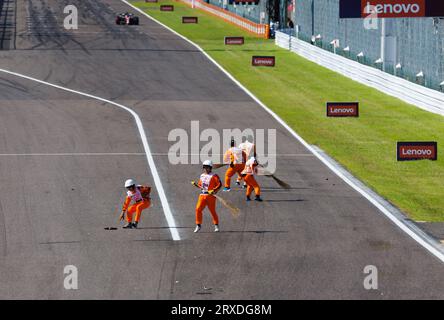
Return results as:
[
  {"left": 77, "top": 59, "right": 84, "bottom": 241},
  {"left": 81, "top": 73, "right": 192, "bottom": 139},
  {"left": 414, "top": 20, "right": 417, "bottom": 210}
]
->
[
  {"left": 122, "top": 186, "right": 151, "bottom": 223},
  {"left": 223, "top": 147, "right": 246, "bottom": 188},
  {"left": 196, "top": 173, "right": 222, "bottom": 225},
  {"left": 242, "top": 159, "right": 261, "bottom": 197}
]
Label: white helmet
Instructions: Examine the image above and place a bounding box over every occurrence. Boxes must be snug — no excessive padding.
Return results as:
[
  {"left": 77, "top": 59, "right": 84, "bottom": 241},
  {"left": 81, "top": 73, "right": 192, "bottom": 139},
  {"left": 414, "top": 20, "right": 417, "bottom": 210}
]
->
[
  {"left": 124, "top": 179, "right": 136, "bottom": 188},
  {"left": 202, "top": 160, "right": 213, "bottom": 167}
]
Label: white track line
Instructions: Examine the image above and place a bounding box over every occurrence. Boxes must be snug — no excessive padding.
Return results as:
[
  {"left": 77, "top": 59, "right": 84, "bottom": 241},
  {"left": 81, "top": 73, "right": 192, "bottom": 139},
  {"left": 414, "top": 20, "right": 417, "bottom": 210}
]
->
[
  {"left": 0, "top": 153, "right": 146, "bottom": 156},
  {"left": 122, "top": 0, "right": 444, "bottom": 262},
  {"left": 0, "top": 152, "right": 313, "bottom": 157},
  {"left": 0, "top": 67, "right": 180, "bottom": 241},
  {"left": 0, "top": 152, "right": 314, "bottom": 158}
]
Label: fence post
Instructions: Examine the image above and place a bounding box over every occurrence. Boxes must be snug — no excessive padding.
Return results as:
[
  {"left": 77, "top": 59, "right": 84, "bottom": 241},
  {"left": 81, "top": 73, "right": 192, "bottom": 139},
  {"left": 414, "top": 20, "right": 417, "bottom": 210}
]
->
[{"left": 289, "top": 30, "right": 292, "bottom": 50}]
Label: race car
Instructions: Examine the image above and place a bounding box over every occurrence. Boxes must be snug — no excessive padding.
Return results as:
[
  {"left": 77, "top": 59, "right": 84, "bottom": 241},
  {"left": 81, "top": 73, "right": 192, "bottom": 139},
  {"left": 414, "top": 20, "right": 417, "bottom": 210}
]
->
[{"left": 115, "top": 12, "right": 139, "bottom": 25}]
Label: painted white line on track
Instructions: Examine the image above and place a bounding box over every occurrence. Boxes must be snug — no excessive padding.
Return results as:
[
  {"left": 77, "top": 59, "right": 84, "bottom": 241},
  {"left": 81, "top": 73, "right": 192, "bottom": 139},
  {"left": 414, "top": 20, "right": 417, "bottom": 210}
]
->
[
  {"left": 122, "top": 0, "right": 444, "bottom": 262},
  {"left": 0, "top": 153, "right": 146, "bottom": 156},
  {"left": 150, "top": 153, "right": 314, "bottom": 157},
  {"left": 0, "top": 67, "right": 181, "bottom": 241},
  {"left": 0, "top": 152, "right": 313, "bottom": 157}
]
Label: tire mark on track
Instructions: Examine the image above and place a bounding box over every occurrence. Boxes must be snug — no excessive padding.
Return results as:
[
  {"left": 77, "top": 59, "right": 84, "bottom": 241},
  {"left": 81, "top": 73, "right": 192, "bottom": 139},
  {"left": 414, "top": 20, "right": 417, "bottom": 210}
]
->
[
  {"left": 0, "top": 76, "right": 30, "bottom": 93},
  {"left": 25, "top": 0, "right": 89, "bottom": 53},
  {"left": 156, "top": 246, "right": 168, "bottom": 299},
  {"left": 81, "top": 0, "right": 152, "bottom": 45},
  {"left": 0, "top": 0, "right": 15, "bottom": 50},
  {"left": 0, "top": 199, "right": 7, "bottom": 257},
  {"left": 0, "top": 67, "right": 181, "bottom": 241}
]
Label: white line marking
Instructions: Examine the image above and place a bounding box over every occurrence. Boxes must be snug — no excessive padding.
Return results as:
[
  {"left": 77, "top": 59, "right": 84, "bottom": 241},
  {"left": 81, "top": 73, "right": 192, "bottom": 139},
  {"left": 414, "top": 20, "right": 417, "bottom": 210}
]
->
[
  {"left": 0, "top": 152, "right": 313, "bottom": 157},
  {"left": 122, "top": 0, "right": 444, "bottom": 261},
  {"left": 0, "top": 67, "right": 180, "bottom": 241},
  {"left": 153, "top": 153, "right": 314, "bottom": 157},
  {"left": 0, "top": 153, "right": 146, "bottom": 156}
]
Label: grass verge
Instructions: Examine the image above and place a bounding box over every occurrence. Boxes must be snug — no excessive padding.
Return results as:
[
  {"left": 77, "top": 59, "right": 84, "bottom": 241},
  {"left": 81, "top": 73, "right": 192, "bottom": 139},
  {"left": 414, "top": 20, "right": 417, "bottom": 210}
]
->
[{"left": 130, "top": 0, "right": 444, "bottom": 222}]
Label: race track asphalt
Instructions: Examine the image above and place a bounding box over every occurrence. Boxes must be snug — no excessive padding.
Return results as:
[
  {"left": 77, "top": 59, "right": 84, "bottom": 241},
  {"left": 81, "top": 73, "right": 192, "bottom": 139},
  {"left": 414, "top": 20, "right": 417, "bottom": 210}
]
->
[{"left": 0, "top": 0, "right": 443, "bottom": 299}]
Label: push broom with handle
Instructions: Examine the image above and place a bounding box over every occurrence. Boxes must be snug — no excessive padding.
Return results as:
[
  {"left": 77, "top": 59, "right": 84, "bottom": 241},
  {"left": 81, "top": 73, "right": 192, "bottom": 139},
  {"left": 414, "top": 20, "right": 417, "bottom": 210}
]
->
[{"left": 191, "top": 181, "right": 240, "bottom": 218}]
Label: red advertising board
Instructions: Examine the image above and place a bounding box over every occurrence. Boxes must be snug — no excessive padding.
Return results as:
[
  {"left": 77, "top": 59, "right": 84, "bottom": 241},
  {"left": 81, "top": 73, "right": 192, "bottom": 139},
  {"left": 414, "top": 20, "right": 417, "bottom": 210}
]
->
[
  {"left": 160, "top": 5, "right": 174, "bottom": 11},
  {"left": 182, "top": 16, "right": 198, "bottom": 23},
  {"left": 224, "top": 37, "right": 245, "bottom": 45},
  {"left": 397, "top": 142, "right": 437, "bottom": 161},
  {"left": 326, "top": 102, "right": 359, "bottom": 117},
  {"left": 252, "top": 56, "right": 275, "bottom": 67}
]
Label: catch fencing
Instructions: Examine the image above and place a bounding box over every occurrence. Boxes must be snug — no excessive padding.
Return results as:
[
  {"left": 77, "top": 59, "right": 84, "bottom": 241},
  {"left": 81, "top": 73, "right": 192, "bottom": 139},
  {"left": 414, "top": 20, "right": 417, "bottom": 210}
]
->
[{"left": 291, "top": 0, "right": 444, "bottom": 91}]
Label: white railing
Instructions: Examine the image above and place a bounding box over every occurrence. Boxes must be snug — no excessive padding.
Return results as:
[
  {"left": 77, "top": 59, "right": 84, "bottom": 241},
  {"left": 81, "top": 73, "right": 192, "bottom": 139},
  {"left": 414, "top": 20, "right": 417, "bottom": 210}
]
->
[{"left": 275, "top": 31, "right": 444, "bottom": 117}]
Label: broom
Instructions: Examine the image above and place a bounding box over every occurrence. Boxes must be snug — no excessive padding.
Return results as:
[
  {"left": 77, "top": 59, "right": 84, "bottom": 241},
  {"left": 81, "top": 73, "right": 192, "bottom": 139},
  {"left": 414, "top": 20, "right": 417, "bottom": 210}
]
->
[
  {"left": 212, "top": 163, "right": 228, "bottom": 169},
  {"left": 191, "top": 181, "right": 240, "bottom": 218}
]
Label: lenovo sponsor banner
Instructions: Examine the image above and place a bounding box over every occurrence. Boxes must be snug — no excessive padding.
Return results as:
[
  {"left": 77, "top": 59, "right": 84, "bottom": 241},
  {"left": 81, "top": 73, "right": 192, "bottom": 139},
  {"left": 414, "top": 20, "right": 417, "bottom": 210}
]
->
[
  {"left": 340, "top": 0, "right": 444, "bottom": 18},
  {"left": 326, "top": 102, "right": 359, "bottom": 117},
  {"left": 160, "top": 5, "right": 174, "bottom": 11},
  {"left": 182, "top": 16, "right": 198, "bottom": 23},
  {"left": 397, "top": 142, "right": 437, "bottom": 161},
  {"left": 224, "top": 37, "right": 245, "bottom": 45},
  {"left": 252, "top": 56, "right": 275, "bottom": 67}
]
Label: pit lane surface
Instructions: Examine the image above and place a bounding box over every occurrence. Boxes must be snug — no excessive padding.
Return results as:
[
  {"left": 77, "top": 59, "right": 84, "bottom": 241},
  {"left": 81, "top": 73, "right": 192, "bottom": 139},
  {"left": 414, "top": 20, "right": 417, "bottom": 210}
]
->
[{"left": 0, "top": 0, "right": 443, "bottom": 299}]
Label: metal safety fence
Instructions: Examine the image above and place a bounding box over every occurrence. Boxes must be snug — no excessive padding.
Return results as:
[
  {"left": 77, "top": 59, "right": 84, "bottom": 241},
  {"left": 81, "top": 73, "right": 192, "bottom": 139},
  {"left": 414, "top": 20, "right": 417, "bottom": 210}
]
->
[{"left": 290, "top": 0, "right": 444, "bottom": 92}]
